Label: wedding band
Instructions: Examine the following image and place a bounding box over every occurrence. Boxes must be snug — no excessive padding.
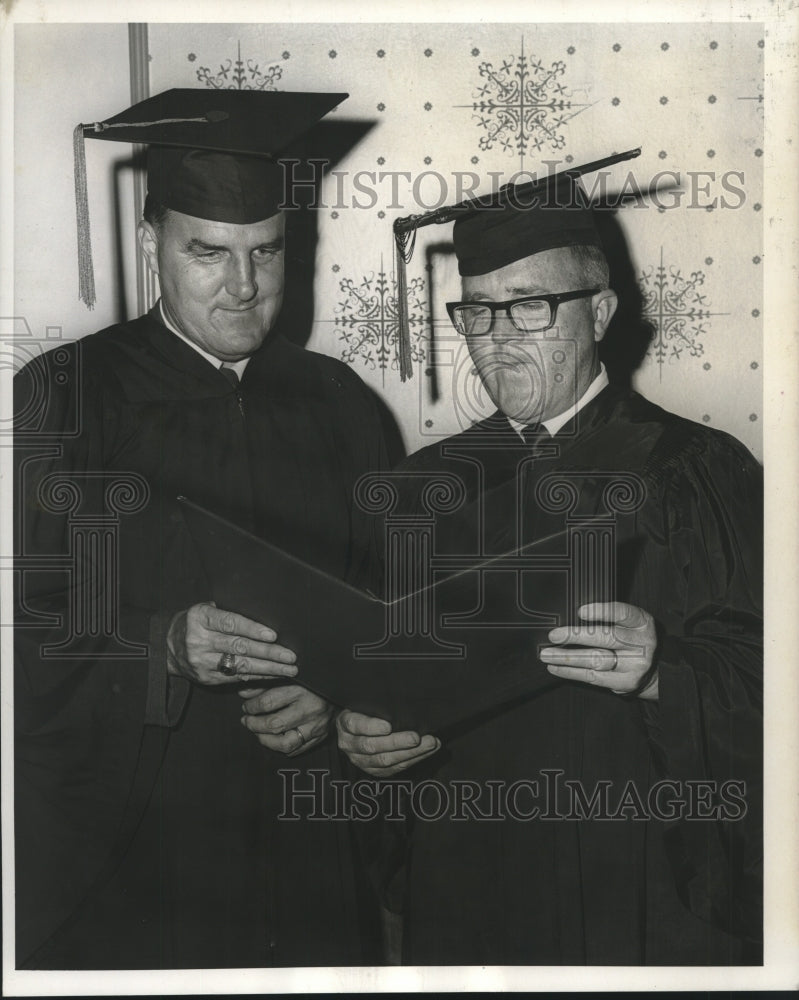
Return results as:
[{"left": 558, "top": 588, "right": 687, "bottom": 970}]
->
[
  {"left": 609, "top": 650, "right": 618, "bottom": 670},
  {"left": 217, "top": 652, "right": 237, "bottom": 676},
  {"left": 291, "top": 727, "right": 306, "bottom": 747}
]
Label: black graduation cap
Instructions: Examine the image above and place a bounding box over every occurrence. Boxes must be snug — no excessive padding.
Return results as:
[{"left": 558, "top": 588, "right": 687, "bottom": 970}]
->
[
  {"left": 74, "top": 88, "right": 348, "bottom": 308},
  {"left": 392, "top": 148, "right": 641, "bottom": 380}
]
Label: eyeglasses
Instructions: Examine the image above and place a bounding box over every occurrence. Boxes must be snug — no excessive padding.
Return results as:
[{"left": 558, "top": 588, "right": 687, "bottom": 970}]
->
[{"left": 446, "top": 288, "right": 601, "bottom": 338}]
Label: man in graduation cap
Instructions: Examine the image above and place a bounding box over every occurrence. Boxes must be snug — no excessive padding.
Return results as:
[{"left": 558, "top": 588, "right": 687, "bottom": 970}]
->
[
  {"left": 14, "top": 90, "right": 387, "bottom": 969},
  {"left": 338, "top": 153, "right": 763, "bottom": 965}
]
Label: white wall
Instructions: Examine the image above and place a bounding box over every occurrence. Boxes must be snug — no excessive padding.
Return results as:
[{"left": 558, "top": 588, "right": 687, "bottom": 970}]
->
[{"left": 14, "top": 24, "right": 139, "bottom": 346}]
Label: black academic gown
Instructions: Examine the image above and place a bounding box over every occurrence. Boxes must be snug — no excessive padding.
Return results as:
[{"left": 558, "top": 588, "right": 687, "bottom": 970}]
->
[
  {"left": 14, "top": 308, "right": 387, "bottom": 969},
  {"left": 388, "top": 385, "right": 762, "bottom": 966}
]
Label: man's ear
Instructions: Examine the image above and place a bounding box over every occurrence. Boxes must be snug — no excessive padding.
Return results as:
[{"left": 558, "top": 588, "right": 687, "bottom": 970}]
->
[
  {"left": 137, "top": 221, "right": 160, "bottom": 277},
  {"left": 592, "top": 289, "right": 618, "bottom": 342}
]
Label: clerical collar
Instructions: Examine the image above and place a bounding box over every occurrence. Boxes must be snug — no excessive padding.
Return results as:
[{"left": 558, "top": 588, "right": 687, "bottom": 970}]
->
[
  {"left": 508, "top": 364, "right": 609, "bottom": 439},
  {"left": 158, "top": 300, "right": 250, "bottom": 380}
]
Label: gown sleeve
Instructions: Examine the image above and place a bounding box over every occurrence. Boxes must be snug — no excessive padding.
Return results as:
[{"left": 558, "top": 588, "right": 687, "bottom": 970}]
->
[
  {"left": 637, "top": 428, "right": 763, "bottom": 949},
  {"left": 14, "top": 346, "right": 189, "bottom": 726}
]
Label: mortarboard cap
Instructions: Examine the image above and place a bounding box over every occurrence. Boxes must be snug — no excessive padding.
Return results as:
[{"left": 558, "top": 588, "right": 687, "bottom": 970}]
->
[
  {"left": 391, "top": 148, "right": 641, "bottom": 380},
  {"left": 74, "top": 88, "right": 348, "bottom": 308}
]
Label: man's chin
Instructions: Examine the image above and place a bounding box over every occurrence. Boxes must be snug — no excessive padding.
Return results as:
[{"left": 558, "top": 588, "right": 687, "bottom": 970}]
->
[
  {"left": 215, "top": 319, "right": 270, "bottom": 353},
  {"left": 483, "top": 373, "right": 544, "bottom": 422},
  {"left": 491, "top": 390, "right": 543, "bottom": 425}
]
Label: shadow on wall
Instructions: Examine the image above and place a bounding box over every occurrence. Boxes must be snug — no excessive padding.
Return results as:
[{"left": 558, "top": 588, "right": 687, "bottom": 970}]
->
[
  {"left": 279, "top": 204, "right": 407, "bottom": 466},
  {"left": 278, "top": 204, "right": 320, "bottom": 350},
  {"left": 277, "top": 117, "right": 376, "bottom": 347},
  {"left": 111, "top": 154, "right": 140, "bottom": 324},
  {"left": 594, "top": 209, "right": 655, "bottom": 388},
  {"left": 274, "top": 117, "right": 411, "bottom": 462},
  {"left": 423, "top": 241, "right": 456, "bottom": 406}
]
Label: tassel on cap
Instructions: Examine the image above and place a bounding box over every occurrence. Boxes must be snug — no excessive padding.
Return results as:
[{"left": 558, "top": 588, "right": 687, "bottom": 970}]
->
[
  {"left": 74, "top": 91, "right": 350, "bottom": 311},
  {"left": 389, "top": 147, "right": 642, "bottom": 339},
  {"left": 394, "top": 223, "right": 416, "bottom": 382},
  {"left": 73, "top": 123, "right": 95, "bottom": 309},
  {"left": 73, "top": 112, "right": 230, "bottom": 311}
]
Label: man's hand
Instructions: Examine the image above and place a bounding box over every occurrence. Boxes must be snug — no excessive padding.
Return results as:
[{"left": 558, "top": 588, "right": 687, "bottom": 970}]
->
[
  {"left": 539, "top": 601, "right": 659, "bottom": 700},
  {"left": 167, "top": 602, "right": 299, "bottom": 687},
  {"left": 239, "top": 685, "right": 334, "bottom": 754},
  {"left": 336, "top": 710, "right": 441, "bottom": 776}
]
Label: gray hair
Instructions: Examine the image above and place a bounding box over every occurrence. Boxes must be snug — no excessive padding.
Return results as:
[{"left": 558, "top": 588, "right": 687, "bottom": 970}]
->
[{"left": 569, "top": 244, "right": 610, "bottom": 289}]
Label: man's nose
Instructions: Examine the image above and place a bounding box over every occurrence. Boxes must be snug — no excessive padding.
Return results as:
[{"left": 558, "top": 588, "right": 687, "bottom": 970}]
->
[
  {"left": 225, "top": 255, "right": 258, "bottom": 301},
  {"left": 490, "top": 310, "right": 518, "bottom": 343}
]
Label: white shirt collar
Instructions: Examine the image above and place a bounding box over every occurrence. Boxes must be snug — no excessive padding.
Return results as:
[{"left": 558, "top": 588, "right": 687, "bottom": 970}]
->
[
  {"left": 158, "top": 300, "right": 250, "bottom": 380},
  {"left": 507, "top": 364, "right": 609, "bottom": 439}
]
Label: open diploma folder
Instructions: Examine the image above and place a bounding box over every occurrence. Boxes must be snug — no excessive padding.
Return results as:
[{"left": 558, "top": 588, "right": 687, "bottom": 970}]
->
[{"left": 179, "top": 497, "right": 615, "bottom": 735}]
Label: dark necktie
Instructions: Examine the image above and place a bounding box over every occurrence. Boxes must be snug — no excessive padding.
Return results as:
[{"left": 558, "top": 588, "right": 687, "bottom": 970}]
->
[
  {"left": 521, "top": 422, "right": 548, "bottom": 449},
  {"left": 219, "top": 364, "right": 240, "bottom": 389}
]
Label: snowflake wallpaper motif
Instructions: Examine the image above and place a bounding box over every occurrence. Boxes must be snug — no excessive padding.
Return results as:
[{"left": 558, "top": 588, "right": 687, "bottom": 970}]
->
[
  {"left": 334, "top": 263, "right": 427, "bottom": 385},
  {"left": 459, "top": 40, "right": 586, "bottom": 165},
  {"left": 192, "top": 41, "right": 284, "bottom": 91},
  {"left": 640, "top": 250, "right": 725, "bottom": 377}
]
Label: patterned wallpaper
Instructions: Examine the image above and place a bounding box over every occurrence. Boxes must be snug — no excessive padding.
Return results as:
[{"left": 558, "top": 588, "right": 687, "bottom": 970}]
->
[{"left": 147, "top": 22, "right": 764, "bottom": 459}]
